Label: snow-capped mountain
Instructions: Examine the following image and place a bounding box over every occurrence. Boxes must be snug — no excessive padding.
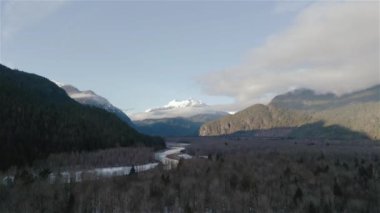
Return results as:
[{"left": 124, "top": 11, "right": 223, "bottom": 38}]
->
[
  {"left": 53, "top": 82, "right": 134, "bottom": 126},
  {"left": 130, "top": 99, "right": 227, "bottom": 121},
  {"left": 146, "top": 99, "right": 207, "bottom": 112},
  {"left": 133, "top": 99, "right": 229, "bottom": 136},
  {"left": 134, "top": 112, "right": 229, "bottom": 137}
]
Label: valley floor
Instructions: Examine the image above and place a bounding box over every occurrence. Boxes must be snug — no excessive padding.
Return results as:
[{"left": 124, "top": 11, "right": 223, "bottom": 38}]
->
[{"left": 1, "top": 137, "right": 379, "bottom": 212}]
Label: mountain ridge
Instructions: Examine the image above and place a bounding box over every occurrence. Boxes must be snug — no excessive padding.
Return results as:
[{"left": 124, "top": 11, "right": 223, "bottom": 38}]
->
[
  {"left": 0, "top": 64, "right": 164, "bottom": 170},
  {"left": 200, "top": 85, "right": 380, "bottom": 139},
  {"left": 59, "top": 84, "right": 134, "bottom": 126},
  {"left": 270, "top": 85, "right": 380, "bottom": 111}
]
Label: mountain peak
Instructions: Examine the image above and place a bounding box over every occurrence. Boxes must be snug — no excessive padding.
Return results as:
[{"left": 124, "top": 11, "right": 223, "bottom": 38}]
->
[
  {"left": 146, "top": 99, "right": 207, "bottom": 112},
  {"left": 132, "top": 99, "right": 225, "bottom": 120},
  {"left": 165, "top": 99, "right": 207, "bottom": 108},
  {"left": 53, "top": 81, "right": 134, "bottom": 126}
]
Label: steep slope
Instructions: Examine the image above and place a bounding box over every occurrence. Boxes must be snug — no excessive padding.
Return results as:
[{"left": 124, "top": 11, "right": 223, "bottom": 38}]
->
[
  {"left": 135, "top": 112, "right": 228, "bottom": 137},
  {"left": 270, "top": 89, "right": 336, "bottom": 111},
  {"left": 271, "top": 85, "right": 380, "bottom": 111},
  {"left": 200, "top": 104, "right": 312, "bottom": 136},
  {"left": 60, "top": 84, "right": 134, "bottom": 126},
  {"left": 312, "top": 102, "right": 380, "bottom": 139},
  {"left": 334, "top": 85, "right": 380, "bottom": 107},
  {"left": 0, "top": 64, "right": 164, "bottom": 170},
  {"left": 200, "top": 85, "right": 380, "bottom": 139}
]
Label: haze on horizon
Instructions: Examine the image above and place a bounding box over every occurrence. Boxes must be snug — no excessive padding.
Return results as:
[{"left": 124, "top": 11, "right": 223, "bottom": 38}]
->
[{"left": 0, "top": 0, "right": 379, "bottom": 114}]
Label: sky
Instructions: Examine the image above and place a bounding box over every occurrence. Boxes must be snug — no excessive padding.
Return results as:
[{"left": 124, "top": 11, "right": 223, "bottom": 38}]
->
[{"left": 1, "top": 0, "right": 379, "bottom": 114}]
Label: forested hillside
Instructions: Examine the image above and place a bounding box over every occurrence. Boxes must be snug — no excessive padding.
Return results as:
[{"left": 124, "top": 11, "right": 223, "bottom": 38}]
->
[
  {"left": 60, "top": 84, "right": 135, "bottom": 127},
  {"left": 199, "top": 104, "right": 312, "bottom": 136},
  {"left": 200, "top": 86, "right": 380, "bottom": 139},
  {"left": 0, "top": 64, "right": 164, "bottom": 170}
]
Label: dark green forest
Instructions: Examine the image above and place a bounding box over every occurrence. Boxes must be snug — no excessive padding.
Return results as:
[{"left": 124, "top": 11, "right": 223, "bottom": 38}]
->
[{"left": 0, "top": 64, "right": 164, "bottom": 170}]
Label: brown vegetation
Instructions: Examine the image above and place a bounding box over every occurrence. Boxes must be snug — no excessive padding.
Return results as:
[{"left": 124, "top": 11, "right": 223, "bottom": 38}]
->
[
  {"left": 1, "top": 138, "right": 379, "bottom": 212},
  {"left": 35, "top": 147, "right": 155, "bottom": 172}
]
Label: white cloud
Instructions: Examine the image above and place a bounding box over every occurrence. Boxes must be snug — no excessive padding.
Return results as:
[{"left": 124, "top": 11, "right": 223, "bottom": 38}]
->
[
  {"left": 1, "top": 0, "right": 68, "bottom": 41},
  {"left": 200, "top": 1, "right": 380, "bottom": 108},
  {"left": 129, "top": 99, "right": 227, "bottom": 120}
]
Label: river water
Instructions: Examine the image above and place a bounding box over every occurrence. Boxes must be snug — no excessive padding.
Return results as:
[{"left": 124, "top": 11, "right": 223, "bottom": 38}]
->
[{"left": 46, "top": 142, "right": 191, "bottom": 183}]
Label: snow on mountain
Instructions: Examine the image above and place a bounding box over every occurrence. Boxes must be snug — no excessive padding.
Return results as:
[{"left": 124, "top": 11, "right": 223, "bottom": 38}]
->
[
  {"left": 52, "top": 81, "right": 134, "bottom": 126},
  {"left": 146, "top": 99, "right": 207, "bottom": 112},
  {"left": 51, "top": 80, "right": 65, "bottom": 87},
  {"left": 61, "top": 85, "right": 113, "bottom": 110},
  {"left": 131, "top": 99, "right": 226, "bottom": 121},
  {"left": 165, "top": 99, "right": 207, "bottom": 108}
]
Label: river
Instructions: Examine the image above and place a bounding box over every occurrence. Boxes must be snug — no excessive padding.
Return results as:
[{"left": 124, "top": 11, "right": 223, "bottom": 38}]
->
[{"left": 45, "top": 142, "right": 191, "bottom": 183}]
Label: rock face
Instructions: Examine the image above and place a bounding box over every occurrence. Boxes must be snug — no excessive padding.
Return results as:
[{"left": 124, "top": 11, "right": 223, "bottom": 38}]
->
[{"left": 200, "top": 85, "right": 380, "bottom": 140}]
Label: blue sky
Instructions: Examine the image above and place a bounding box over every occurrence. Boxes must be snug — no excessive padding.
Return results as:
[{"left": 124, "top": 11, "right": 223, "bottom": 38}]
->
[
  {"left": 0, "top": 1, "right": 302, "bottom": 112},
  {"left": 1, "top": 1, "right": 378, "bottom": 113}
]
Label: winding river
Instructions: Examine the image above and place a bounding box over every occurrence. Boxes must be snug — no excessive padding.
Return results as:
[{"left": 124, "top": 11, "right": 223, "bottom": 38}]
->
[{"left": 47, "top": 143, "right": 191, "bottom": 183}]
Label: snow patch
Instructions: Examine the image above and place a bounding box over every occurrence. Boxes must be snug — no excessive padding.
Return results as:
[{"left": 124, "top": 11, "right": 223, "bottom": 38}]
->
[
  {"left": 51, "top": 80, "right": 65, "bottom": 87},
  {"left": 146, "top": 99, "right": 207, "bottom": 112},
  {"left": 49, "top": 163, "right": 159, "bottom": 183},
  {"left": 70, "top": 92, "right": 96, "bottom": 99}
]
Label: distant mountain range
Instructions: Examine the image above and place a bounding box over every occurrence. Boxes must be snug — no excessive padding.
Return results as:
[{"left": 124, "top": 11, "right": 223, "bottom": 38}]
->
[
  {"left": 135, "top": 112, "right": 228, "bottom": 137},
  {"left": 131, "top": 99, "right": 228, "bottom": 137},
  {"left": 55, "top": 86, "right": 227, "bottom": 137},
  {"left": 200, "top": 85, "right": 380, "bottom": 140},
  {"left": 56, "top": 84, "right": 134, "bottom": 126},
  {"left": 131, "top": 99, "right": 227, "bottom": 120},
  {"left": 0, "top": 64, "right": 164, "bottom": 170},
  {"left": 145, "top": 99, "right": 207, "bottom": 112}
]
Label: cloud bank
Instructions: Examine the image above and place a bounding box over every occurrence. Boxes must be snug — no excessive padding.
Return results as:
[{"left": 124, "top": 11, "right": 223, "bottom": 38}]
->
[{"left": 200, "top": 1, "right": 380, "bottom": 108}]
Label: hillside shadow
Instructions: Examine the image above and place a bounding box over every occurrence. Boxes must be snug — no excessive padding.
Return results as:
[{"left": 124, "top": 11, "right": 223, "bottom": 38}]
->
[
  {"left": 229, "top": 121, "right": 371, "bottom": 140},
  {"left": 288, "top": 121, "right": 370, "bottom": 140}
]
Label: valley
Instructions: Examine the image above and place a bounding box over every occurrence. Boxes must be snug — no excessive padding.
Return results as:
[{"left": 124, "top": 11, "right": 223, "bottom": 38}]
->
[
  {"left": 0, "top": 1, "right": 378, "bottom": 212},
  {"left": 1, "top": 136, "right": 379, "bottom": 212},
  {"left": 0, "top": 64, "right": 379, "bottom": 212}
]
